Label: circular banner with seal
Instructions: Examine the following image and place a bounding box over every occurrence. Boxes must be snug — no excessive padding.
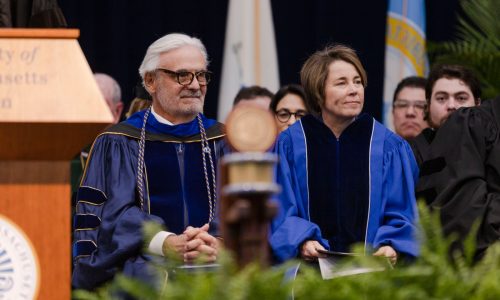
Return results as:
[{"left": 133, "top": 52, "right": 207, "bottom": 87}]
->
[{"left": 0, "top": 214, "right": 40, "bottom": 299}]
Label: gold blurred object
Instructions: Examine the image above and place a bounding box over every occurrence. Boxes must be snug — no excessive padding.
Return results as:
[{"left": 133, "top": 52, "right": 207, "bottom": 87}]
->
[
  {"left": 225, "top": 105, "right": 277, "bottom": 152},
  {"left": 219, "top": 152, "right": 280, "bottom": 268},
  {"left": 227, "top": 156, "right": 274, "bottom": 185},
  {"left": 222, "top": 152, "right": 280, "bottom": 196},
  {"left": 220, "top": 106, "right": 279, "bottom": 268}
]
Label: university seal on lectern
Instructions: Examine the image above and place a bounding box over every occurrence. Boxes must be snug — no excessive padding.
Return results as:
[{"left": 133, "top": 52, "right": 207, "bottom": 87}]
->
[{"left": 0, "top": 214, "right": 39, "bottom": 299}]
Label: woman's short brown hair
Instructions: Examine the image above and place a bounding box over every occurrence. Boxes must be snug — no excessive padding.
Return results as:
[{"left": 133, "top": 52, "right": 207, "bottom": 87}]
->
[{"left": 300, "top": 44, "right": 367, "bottom": 115}]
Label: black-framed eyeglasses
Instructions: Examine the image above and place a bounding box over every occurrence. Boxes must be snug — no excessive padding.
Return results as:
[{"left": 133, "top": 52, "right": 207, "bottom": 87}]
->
[
  {"left": 275, "top": 109, "right": 308, "bottom": 123},
  {"left": 156, "top": 68, "right": 212, "bottom": 86},
  {"left": 393, "top": 99, "right": 426, "bottom": 111}
]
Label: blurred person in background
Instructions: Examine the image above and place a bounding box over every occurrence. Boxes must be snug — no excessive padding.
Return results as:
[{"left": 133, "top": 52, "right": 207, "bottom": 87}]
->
[
  {"left": 126, "top": 80, "right": 152, "bottom": 118},
  {"left": 232, "top": 85, "right": 274, "bottom": 110},
  {"left": 270, "top": 84, "right": 308, "bottom": 132},
  {"left": 392, "top": 76, "right": 428, "bottom": 140}
]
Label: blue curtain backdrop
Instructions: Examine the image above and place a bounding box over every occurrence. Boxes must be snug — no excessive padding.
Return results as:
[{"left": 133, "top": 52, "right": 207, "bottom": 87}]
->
[{"left": 59, "top": 0, "right": 460, "bottom": 122}]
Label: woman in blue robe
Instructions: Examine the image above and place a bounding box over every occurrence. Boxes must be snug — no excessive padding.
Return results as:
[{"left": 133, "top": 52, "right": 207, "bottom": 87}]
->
[{"left": 270, "top": 45, "right": 419, "bottom": 264}]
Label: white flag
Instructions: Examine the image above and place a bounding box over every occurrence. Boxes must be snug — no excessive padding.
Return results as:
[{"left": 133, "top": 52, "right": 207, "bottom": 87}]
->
[
  {"left": 217, "top": 0, "right": 280, "bottom": 122},
  {"left": 383, "top": 0, "right": 428, "bottom": 129}
]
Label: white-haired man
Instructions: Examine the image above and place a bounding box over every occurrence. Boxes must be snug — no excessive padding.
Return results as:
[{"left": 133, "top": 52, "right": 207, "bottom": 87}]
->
[{"left": 72, "top": 33, "right": 226, "bottom": 289}]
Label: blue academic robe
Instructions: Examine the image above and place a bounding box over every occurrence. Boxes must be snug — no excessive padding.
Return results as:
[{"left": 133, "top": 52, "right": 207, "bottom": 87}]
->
[
  {"left": 270, "top": 114, "right": 419, "bottom": 262},
  {"left": 72, "top": 111, "right": 226, "bottom": 289}
]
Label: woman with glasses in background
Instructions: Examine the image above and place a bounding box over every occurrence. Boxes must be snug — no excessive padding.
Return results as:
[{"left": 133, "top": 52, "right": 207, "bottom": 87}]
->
[{"left": 270, "top": 84, "right": 308, "bottom": 132}]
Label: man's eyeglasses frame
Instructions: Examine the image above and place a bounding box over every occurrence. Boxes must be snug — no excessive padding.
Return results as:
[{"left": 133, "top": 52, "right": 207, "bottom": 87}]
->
[{"left": 156, "top": 68, "right": 212, "bottom": 86}]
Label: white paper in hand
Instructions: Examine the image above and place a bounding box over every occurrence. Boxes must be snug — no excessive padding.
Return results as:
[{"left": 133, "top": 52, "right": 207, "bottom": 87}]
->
[{"left": 317, "top": 250, "right": 386, "bottom": 280}]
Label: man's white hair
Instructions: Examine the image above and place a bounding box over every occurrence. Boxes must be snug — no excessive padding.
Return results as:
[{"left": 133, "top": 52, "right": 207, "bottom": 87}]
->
[{"left": 138, "top": 33, "right": 208, "bottom": 85}]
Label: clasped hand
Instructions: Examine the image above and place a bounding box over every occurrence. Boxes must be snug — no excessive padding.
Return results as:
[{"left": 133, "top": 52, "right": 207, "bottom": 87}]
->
[{"left": 163, "top": 223, "right": 220, "bottom": 263}]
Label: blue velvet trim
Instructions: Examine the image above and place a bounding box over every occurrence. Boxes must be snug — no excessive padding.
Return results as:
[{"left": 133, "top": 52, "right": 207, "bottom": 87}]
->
[
  {"left": 77, "top": 186, "right": 107, "bottom": 205},
  {"left": 73, "top": 240, "right": 97, "bottom": 258},
  {"left": 74, "top": 214, "right": 101, "bottom": 230},
  {"left": 126, "top": 110, "right": 217, "bottom": 136}
]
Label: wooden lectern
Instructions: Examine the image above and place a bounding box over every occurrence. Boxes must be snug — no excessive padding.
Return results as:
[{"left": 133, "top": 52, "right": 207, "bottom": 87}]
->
[{"left": 0, "top": 29, "right": 113, "bottom": 299}]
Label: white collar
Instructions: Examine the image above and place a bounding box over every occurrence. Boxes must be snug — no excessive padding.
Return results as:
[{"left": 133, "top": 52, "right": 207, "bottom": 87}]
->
[{"left": 151, "top": 106, "right": 174, "bottom": 125}]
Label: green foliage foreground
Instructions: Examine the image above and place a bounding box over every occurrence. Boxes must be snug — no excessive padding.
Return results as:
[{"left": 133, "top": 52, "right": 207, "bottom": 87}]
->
[{"left": 74, "top": 203, "right": 500, "bottom": 300}]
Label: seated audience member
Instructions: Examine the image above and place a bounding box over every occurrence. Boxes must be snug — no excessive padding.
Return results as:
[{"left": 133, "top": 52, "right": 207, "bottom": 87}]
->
[
  {"left": 413, "top": 75, "right": 499, "bottom": 258},
  {"left": 270, "top": 45, "right": 419, "bottom": 265},
  {"left": 233, "top": 85, "right": 274, "bottom": 110},
  {"left": 411, "top": 64, "right": 481, "bottom": 166},
  {"left": 270, "top": 84, "right": 308, "bottom": 132},
  {"left": 392, "top": 76, "right": 428, "bottom": 140},
  {"left": 72, "top": 33, "right": 225, "bottom": 290}
]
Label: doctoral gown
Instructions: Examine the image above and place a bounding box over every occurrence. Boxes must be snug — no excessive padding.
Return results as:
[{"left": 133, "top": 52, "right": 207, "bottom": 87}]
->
[
  {"left": 72, "top": 111, "right": 225, "bottom": 289},
  {"left": 270, "top": 114, "right": 419, "bottom": 262}
]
